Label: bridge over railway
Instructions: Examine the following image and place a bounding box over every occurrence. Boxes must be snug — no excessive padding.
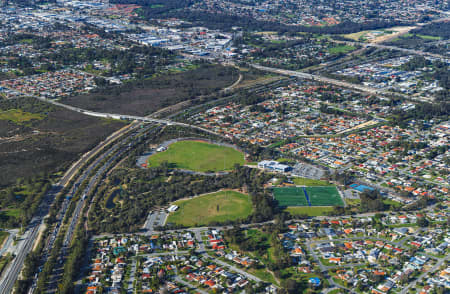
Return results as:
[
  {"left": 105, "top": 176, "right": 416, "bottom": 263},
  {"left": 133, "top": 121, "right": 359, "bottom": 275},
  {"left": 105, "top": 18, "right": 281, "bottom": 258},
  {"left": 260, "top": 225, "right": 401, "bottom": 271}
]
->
[{"left": 34, "top": 96, "right": 220, "bottom": 136}]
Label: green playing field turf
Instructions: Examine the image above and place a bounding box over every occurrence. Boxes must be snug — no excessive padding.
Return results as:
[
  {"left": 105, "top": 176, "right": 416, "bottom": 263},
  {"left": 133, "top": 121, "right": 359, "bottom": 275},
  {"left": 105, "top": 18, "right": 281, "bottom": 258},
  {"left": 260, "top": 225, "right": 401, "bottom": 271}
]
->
[
  {"left": 167, "top": 191, "right": 253, "bottom": 227},
  {"left": 273, "top": 187, "right": 308, "bottom": 207},
  {"left": 304, "top": 186, "right": 343, "bottom": 206},
  {"left": 273, "top": 186, "right": 343, "bottom": 207},
  {"left": 148, "top": 140, "right": 245, "bottom": 172}
]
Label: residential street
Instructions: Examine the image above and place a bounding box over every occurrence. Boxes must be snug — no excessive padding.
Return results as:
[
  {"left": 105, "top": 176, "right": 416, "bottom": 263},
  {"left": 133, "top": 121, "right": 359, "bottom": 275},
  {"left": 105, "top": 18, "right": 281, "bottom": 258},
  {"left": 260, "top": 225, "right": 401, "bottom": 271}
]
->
[
  {"left": 127, "top": 258, "right": 137, "bottom": 294},
  {"left": 400, "top": 254, "right": 450, "bottom": 294},
  {"left": 174, "top": 276, "right": 209, "bottom": 294}
]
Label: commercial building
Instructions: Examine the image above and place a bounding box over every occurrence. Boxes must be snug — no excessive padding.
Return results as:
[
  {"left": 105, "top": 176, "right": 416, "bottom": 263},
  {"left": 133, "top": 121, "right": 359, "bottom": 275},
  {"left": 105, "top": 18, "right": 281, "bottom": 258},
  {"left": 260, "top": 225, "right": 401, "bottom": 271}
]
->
[{"left": 258, "top": 160, "right": 291, "bottom": 172}]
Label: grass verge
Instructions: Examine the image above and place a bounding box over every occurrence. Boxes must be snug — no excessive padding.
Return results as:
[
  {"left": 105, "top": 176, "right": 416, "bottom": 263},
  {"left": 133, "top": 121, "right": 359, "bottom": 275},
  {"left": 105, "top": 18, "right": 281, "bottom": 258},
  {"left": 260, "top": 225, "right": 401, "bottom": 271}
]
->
[{"left": 285, "top": 206, "right": 334, "bottom": 216}]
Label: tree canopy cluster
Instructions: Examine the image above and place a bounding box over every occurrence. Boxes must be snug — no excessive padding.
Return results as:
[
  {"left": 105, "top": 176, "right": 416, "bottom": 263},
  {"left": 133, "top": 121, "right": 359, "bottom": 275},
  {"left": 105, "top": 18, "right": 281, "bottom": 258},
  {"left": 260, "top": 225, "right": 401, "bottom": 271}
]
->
[
  {"left": 411, "top": 22, "right": 450, "bottom": 39},
  {"left": 112, "top": 0, "right": 407, "bottom": 34},
  {"left": 0, "top": 176, "right": 50, "bottom": 228},
  {"left": 46, "top": 45, "right": 174, "bottom": 77},
  {"left": 89, "top": 164, "right": 275, "bottom": 233},
  {"left": 359, "top": 190, "right": 386, "bottom": 212},
  {"left": 391, "top": 101, "right": 450, "bottom": 128}
]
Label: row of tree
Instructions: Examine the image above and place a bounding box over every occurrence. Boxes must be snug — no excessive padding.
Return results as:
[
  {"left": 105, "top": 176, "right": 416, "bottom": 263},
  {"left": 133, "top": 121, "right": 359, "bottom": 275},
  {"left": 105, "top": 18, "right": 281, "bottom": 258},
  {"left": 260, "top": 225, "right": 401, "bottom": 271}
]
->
[
  {"left": 392, "top": 101, "right": 450, "bottom": 127},
  {"left": 411, "top": 22, "right": 450, "bottom": 39}
]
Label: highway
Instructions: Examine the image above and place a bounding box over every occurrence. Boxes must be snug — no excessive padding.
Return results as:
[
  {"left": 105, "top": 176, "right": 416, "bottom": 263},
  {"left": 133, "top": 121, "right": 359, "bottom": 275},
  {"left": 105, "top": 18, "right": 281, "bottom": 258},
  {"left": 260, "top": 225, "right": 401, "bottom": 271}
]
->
[
  {"left": 35, "top": 124, "right": 160, "bottom": 293},
  {"left": 0, "top": 58, "right": 432, "bottom": 292},
  {"left": 36, "top": 123, "right": 143, "bottom": 280},
  {"left": 0, "top": 184, "right": 62, "bottom": 294},
  {"left": 335, "top": 39, "right": 449, "bottom": 61},
  {"left": 0, "top": 121, "right": 141, "bottom": 294},
  {"left": 330, "top": 16, "right": 450, "bottom": 61},
  {"left": 0, "top": 21, "right": 443, "bottom": 293},
  {"left": 0, "top": 72, "right": 257, "bottom": 292},
  {"left": 2, "top": 75, "right": 287, "bottom": 143},
  {"left": 250, "top": 64, "right": 435, "bottom": 103},
  {"left": 34, "top": 96, "right": 220, "bottom": 136}
]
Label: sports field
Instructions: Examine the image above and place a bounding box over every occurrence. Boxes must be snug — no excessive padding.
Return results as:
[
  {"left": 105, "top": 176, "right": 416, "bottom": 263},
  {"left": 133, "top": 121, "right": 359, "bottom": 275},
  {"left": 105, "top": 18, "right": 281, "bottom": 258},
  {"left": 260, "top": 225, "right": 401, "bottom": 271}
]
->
[
  {"left": 273, "top": 187, "right": 309, "bottom": 207},
  {"left": 273, "top": 186, "right": 343, "bottom": 207},
  {"left": 148, "top": 140, "right": 245, "bottom": 172},
  {"left": 166, "top": 191, "right": 253, "bottom": 227},
  {"left": 304, "top": 186, "right": 343, "bottom": 206},
  {"left": 328, "top": 45, "right": 356, "bottom": 54}
]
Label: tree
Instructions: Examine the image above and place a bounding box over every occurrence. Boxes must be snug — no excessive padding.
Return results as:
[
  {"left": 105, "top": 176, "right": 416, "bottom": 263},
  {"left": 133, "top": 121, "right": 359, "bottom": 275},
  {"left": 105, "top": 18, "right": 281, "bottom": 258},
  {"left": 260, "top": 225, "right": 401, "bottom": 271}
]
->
[
  {"left": 360, "top": 190, "right": 385, "bottom": 212},
  {"left": 399, "top": 273, "right": 409, "bottom": 285},
  {"left": 417, "top": 217, "right": 429, "bottom": 227},
  {"left": 282, "top": 279, "right": 300, "bottom": 294}
]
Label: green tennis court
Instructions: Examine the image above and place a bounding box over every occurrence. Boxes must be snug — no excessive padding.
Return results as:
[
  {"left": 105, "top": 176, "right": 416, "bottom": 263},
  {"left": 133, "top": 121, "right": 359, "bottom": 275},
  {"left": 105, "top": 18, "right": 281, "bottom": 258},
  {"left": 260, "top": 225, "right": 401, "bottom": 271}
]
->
[
  {"left": 304, "top": 186, "right": 343, "bottom": 206},
  {"left": 273, "top": 187, "right": 308, "bottom": 207}
]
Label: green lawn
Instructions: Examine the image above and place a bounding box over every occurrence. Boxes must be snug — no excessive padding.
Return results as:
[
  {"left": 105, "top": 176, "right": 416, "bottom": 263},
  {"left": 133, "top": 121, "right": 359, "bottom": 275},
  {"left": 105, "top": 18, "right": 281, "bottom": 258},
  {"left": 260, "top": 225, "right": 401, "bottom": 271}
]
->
[
  {"left": 279, "top": 268, "right": 327, "bottom": 293},
  {"left": 0, "top": 109, "right": 45, "bottom": 123},
  {"left": 249, "top": 268, "right": 279, "bottom": 285},
  {"left": 416, "top": 34, "right": 441, "bottom": 40},
  {"left": 270, "top": 40, "right": 286, "bottom": 44},
  {"left": 166, "top": 191, "right": 253, "bottom": 227},
  {"left": 285, "top": 206, "right": 334, "bottom": 216},
  {"left": 3, "top": 209, "right": 21, "bottom": 218},
  {"left": 328, "top": 45, "right": 356, "bottom": 54},
  {"left": 383, "top": 199, "right": 402, "bottom": 209},
  {"left": 314, "top": 34, "right": 330, "bottom": 40},
  {"left": 267, "top": 247, "right": 277, "bottom": 263},
  {"left": 343, "top": 31, "right": 369, "bottom": 41},
  {"left": 292, "top": 177, "right": 332, "bottom": 186},
  {"left": 0, "top": 209, "right": 22, "bottom": 227},
  {"left": 328, "top": 289, "right": 345, "bottom": 294},
  {"left": 268, "top": 140, "right": 287, "bottom": 148},
  {"left": 148, "top": 140, "right": 245, "bottom": 172},
  {"left": 388, "top": 223, "right": 418, "bottom": 228},
  {"left": 19, "top": 39, "right": 33, "bottom": 44},
  {"left": 320, "top": 257, "right": 336, "bottom": 267},
  {"left": 345, "top": 198, "right": 361, "bottom": 206},
  {"left": 246, "top": 229, "right": 270, "bottom": 247},
  {"left": 403, "top": 33, "right": 441, "bottom": 40}
]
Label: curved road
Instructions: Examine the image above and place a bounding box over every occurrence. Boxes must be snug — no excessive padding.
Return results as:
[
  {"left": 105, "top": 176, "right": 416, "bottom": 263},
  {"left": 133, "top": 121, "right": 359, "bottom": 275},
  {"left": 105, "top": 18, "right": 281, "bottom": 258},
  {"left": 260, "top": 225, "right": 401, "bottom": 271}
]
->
[{"left": 34, "top": 96, "right": 220, "bottom": 137}]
